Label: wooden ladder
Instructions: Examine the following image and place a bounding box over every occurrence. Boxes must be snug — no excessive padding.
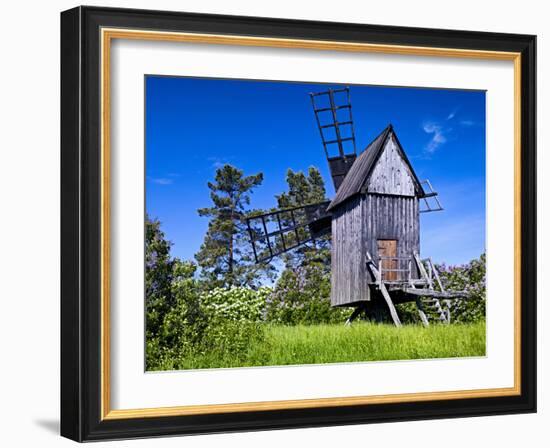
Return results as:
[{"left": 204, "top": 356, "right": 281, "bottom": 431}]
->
[{"left": 412, "top": 253, "right": 450, "bottom": 325}]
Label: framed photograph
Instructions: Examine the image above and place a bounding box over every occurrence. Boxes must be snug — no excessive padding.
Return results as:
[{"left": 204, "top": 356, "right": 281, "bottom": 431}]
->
[{"left": 60, "top": 6, "right": 536, "bottom": 442}]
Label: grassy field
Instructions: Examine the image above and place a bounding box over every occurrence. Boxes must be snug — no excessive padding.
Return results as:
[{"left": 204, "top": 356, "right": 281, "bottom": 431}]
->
[{"left": 173, "top": 321, "right": 486, "bottom": 370}]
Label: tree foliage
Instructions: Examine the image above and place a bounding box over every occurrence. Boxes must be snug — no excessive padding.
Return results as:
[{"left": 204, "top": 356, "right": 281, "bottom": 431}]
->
[
  {"left": 275, "top": 167, "right": 330, "bottom": 269},
  {"left": 195, "top": 164, "right": 274, "bottom": 288},
  {"left": 437, "top": 253, "right": 486, "bottom": 323},
  {"left": 145, "top": 215, "right": 175, "bottom": 338},
  {"left": 266, "top": 262, "right": 348, "bottom": 325},
  {"left": 275, "top": 167, "right": 327, "bottom": 209}
]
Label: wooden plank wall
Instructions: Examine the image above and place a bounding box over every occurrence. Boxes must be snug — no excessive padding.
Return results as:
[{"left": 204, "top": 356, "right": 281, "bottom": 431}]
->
[
  {"left": 366, "top": 135, "right": 416, "bottom": 197},
  {"left": 330, "top": 193, "right": 420, "bottom": 306},
  {"left": 363, "top": 194, "right": 420, "bottom": 280},
  {"left": 330, "top": 195, "right": 370, "bottom": 306}
]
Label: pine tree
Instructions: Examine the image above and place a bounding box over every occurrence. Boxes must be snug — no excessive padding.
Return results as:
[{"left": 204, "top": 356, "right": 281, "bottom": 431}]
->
[
  {"left": 275, "top": 166, "right": 330, "bottom": 268},
  {"left": 275, "top": 167, "right": 327, "bottom": 209},
  {"left": 195, "top": 164, "right": 274, "bottom": 287}
]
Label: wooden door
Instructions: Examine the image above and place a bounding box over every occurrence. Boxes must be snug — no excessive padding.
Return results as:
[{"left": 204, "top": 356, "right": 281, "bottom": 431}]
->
[{"left": 378, "top": 239, "right": 397, "bottom": 281}]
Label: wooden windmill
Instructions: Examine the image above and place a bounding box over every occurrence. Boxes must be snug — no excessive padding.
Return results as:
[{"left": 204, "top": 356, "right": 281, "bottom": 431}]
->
[{"left": 246, "top": 87, "right": 467, "bottom": 326}]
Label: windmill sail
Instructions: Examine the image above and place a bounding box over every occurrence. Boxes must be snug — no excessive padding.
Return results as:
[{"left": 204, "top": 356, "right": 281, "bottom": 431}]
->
[
  {"left": 246, "top": 201, "right": 331, "bottom": 263},
  {"left": 419, "top": 179, "right": 444, "bottom": 213},
  {"left": 310, "top": 87, "right": 357, "bottom": 191}
]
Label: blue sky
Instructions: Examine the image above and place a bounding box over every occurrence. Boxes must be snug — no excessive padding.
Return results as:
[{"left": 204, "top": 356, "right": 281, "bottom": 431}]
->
[{"left": 146, "top": 76, "right": 486, "bottom": 267}]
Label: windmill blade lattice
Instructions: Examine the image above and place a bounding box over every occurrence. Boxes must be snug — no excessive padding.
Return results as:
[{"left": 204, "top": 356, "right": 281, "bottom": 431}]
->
[
  {"left": 310, "top": 87, "right": 358, "bottom": 191},
  {"left": 419, "top": 179, "right": 444, "bottom": 213},
  {"left": 246, "top": 201, "right": 331, "bottom": 263}
]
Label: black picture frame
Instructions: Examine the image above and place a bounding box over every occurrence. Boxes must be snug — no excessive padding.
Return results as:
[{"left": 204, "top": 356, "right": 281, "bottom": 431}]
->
[{"left": 61, "top": 6, "right": 536, "bottom": 442}]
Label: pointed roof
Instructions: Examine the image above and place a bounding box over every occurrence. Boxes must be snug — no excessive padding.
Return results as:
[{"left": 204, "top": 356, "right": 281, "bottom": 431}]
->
[{"left": 327, "top": 124, "right": 424, "bottom": 211}]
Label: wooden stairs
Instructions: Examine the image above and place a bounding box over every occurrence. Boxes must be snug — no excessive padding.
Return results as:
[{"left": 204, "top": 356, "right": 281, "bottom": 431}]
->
[{"left": 363, "top": 252, "right": 468, "bottom": 327}]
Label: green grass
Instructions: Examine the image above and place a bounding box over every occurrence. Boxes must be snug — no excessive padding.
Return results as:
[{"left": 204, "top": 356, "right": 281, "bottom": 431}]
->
[{"left": 171, "top": 321, "right": 486, "bottom": 370}]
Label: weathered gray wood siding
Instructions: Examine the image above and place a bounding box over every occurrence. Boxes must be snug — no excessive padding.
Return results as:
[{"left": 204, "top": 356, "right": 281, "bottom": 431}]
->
[
  {"left": 330, "top": 195, "right": 370, "bottom": 306},
  {"left": 330, "top": 193, "right": 420, "bottom": 306},
  {"left": 366, "top": 135, "right": 416, "bottom": 197},
  {"left": 362, "top": 194, "right": 420, "bottom": 282}
]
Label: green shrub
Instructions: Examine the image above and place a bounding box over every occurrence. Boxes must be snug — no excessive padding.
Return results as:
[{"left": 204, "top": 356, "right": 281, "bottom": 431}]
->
[
  {"left": 146, "top": 274, "right": 272, "bottom": 370},
  {"left": 395, "top": 302, "right": 422, "bottom": 324},
  {"left": 265, "top": 263, "right": 349, "bottom": 325},
  {"left": 192, "top": 287, "right": 270, "bottom": 365},
  {"left": 145, "top": 215, "right": 176, "bottom": 339},
  {"left": 437, "top": 253, "right": 486, "bottom": 323}
]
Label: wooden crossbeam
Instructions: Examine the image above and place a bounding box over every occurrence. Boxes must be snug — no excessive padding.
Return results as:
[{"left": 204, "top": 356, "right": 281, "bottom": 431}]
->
[{"left": 402, "top": 288, "right": 469, "bottom": 299}]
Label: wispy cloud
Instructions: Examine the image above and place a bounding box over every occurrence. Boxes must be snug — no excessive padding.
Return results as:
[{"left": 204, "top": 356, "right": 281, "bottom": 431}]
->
[
  {"left": 448, "top": 107, "right": 477, "bottom": 127},
  {"left": 422, "top": 122, "right": 448, "bottom": 154},
  {"left": 147, "top": 172, "right": 180, "bottom": 185},
  {"left": 207, "top": 156, "right": 233, "bottom": 169},
  {"left": 148, "top": 177, "right": 174, "bottom": 185},
  {"left": 421, "top": 106, "right": 474, "bottom": 155}
]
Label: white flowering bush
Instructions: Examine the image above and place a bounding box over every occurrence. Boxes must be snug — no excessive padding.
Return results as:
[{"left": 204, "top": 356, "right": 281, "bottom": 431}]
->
[
  {"left": 201, "top": 287, "right": 271, "bottom": 323},
  {"left": 195, "top": 287, "right": 271, "bottom": 361},
  {"left": 147, "top": 278, "right": 274, "bottom": 370}
]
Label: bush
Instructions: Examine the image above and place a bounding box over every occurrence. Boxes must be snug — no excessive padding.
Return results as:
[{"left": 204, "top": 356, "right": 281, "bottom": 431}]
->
[
  {"left": 395, "top": 302, "right": 422, "bottom": 324},
  {"left": 266, "top": 263, "right": 349, "bottom": 325},
  {"left": 194, "top": 287, "right": 270, "bottom": 365},
  {"left": 437, "top": 253, "right": 486, "bottom": 323},
  {"left": 201, "top": 286, "right": 270, "bottom": 323},
  {"left": 146, "top": 272, "right": 272, "bottom": 370},
  {"left": 145, "top": 260, "right": 203, "bottom": 370},
  {"left": 145, "top": 215, "right": 175, "bottom": 339},
  {"left": 393, "top": 254, "right": 486, "bottom": 325}
]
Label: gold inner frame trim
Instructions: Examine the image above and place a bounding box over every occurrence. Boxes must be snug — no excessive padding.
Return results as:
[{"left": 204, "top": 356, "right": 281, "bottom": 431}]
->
[{"left": 100, "top": 27, "right": 522, "bottom": 420}]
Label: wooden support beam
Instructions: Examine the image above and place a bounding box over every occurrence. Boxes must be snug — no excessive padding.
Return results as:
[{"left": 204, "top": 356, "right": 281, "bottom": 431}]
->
[
  {"left": 415, "top": 297, "right": 430, "bottom": 327},
  {"left": 379, "top": 283, "right": 402, "bottom": 327},
  {"left": 345, "top": 306, "right": 364, "bottom": 326},
  {"left": 366, "top": 252, "right": 402, "bottom": 327}
]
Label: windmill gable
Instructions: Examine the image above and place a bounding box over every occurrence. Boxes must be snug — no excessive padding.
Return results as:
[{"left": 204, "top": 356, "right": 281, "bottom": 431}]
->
[
  {"left": 365, "top": 134, "right": 416, "bottom": 197},
  {"left": 327, "top": 125, "right": 424, "bottom": 211}
]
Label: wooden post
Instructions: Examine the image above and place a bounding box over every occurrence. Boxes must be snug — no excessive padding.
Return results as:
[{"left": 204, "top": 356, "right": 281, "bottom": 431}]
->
[
  {"left": 366, "top": 252, "right": 402, "bottom": 327},
  {"left": 378, "top": 283, "right": 402, "bottom": 327},
  {"left": 408, "top": 258, "right": 415, "bottom": 288},
  {"left": 345, "top": 306, "right": 364, "bottom": 326}
]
